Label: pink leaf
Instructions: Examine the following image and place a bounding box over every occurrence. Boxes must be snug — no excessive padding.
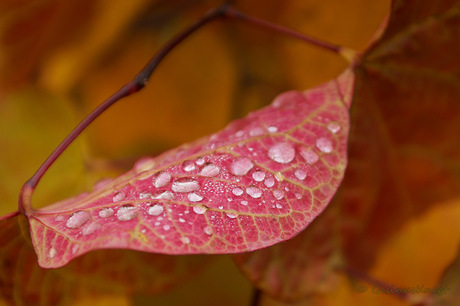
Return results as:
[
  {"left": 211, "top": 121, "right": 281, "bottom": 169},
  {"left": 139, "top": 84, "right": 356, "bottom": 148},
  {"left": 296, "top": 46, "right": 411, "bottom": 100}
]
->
[{"left": 28, "top": 69, "right": 354, "bottom": 268}]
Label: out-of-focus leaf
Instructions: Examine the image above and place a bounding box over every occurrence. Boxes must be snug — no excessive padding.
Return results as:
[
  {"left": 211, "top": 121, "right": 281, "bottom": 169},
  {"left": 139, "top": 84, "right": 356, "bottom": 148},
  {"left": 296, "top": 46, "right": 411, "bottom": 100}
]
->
[{"left": 433, "top": 244, "right": 460, "bottom": 306}]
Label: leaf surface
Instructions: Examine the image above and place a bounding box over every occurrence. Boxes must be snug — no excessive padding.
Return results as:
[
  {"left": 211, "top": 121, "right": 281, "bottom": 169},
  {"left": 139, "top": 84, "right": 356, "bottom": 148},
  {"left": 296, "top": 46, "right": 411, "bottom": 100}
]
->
[{"left": 28, "top": 69, "right": 353, "bottom": 268}]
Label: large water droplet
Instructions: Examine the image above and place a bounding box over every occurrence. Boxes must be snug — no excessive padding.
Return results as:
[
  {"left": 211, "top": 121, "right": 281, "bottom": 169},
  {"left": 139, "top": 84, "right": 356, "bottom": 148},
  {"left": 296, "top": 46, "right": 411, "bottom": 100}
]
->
[
  {"left": 273, "top": 190, "right": 284, "bottom": 200},
  {"left": 268, "top": 142, "right": 295, "bottom": 164},
  {"left": 153, "top": 172, "right": 172, "bottom": 188},
  {"left": 230, "top": 157, "right": 254, "bottom": 176},
  {"left": 232, "top": 187, "right": 243, "bottom": 196},
  {"left": 188, "top": 192, "right": 204, "bottom": 202},
  {"left": 294, "top": 169, "right": 307, "bottom": 180},
  {"left": 246, "top": 186, "right": 262, "bottom": 198},
  {"left": 180, "top": 236, "right": 190, "bottom": 244},
  {"left": 204, "top": 226, "right": 213, "bottom": 235},
  {"left": 264, "top": 177, "right": 275, "bottom": 188},
  {"left": 182, "top": 160, "right": 196, "bottom": 172},
  {"left": 316, "top": 137, "right": 333, "bottom": 153},
  {"left": 152, "top": 190, "right": 175, "bottom": 200},
  {"left": 148, "top": 204, "right": 164, "bottom": 216},
  {"left": 252, "top": 170, "right": 265, "bottom": 182},
  {"left": 299, "top": 146, "right": 319, "bottom": 164},
  {"left": 172, "top": 178, "right": 200, "bottom": 193},
  {"left": 66, "top": 211, "right": 91, "bottom": 229},
  {"left": 99, "top": 208, "right": 114, "bottom": 218},
  {"left": 112, "top": 191, "right": 126, "bottom": 203},
  {"left": 193, "top": 205, "right": 207, "bottom": 215},
  {"left": 49, "top": 248, "right": 57, "bottom": 258},
  {"left": 117, "top": 205, "right": 137, "bottom": 221},
  {"left": 200, "top": 163, "right": 220, "bottom": 177},
  {"left": 327, "top": 122, "right": 341, "bottom": 134}
]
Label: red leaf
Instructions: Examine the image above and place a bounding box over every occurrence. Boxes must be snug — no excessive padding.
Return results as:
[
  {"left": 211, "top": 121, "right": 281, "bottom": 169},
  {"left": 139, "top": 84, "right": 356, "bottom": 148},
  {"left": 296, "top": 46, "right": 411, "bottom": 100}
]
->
[{"left": 28, "top": 69, "right": 354, "bottom": 268}]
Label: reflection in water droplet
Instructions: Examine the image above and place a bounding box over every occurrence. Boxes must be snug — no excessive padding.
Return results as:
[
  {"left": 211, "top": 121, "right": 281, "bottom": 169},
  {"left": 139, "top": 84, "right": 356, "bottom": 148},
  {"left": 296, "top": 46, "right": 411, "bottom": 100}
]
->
[
  {"left": 154, "top": 172, "right": 172, "bottom": 188},
  {"left": 112, "top": 191, "right": 126, "bottom": 203},
  {"left": 246, "top": 186, "right": 262, "bottom": 198},
  {"left": 327, "top": 122, "right": 341, "bottom": 134},
  {"left": 226, "top": 213, "right": 238, "bottom": 218},
  {"left": 204, "top": 226, "right": 213, "bottom": 235},
  {"left": 264, "top": 177, "right": 275, "bottom": 188},
  {"left": 316, "top": 137, "right": 333, "bottom": 153},
  {"left": 148, "top": 204, "right": 164, "bottom": 216},
  {"left": 232, "top": 187, "right": 244, "bottom": 196},
  {"left": 193, "top": 205, "right": 207, "bottom": 214},
  {"left": 230, "top": 157, "right": 254, "bottom": 176},
  {"left": 299, "top": 147, "right": 319, "bottom": 164},
  {"left": 188, "top": 192, "right": 204, "bottom": 202},
  {"left": 99, "top": 208, "right": 114, "bottom": 218},
  {"left": 66, "top": 211, "right": 91, "bottom": 229},
  {"left": 252, "top": 170, "right": 265, "bottom": 182},
  {"left": 49, "top": 248, "right": 57, "bottom": 258},
  {"left": 200, "top": 163, "right": 220, "bottom": 177},
  {"left": 117, "top": 205, "right": 137, "bottom": 221},
  {"left": 172, "top": 178, "right": 200, "bottom": 193},
  {"left": 273, "top": 190, "right": 284, "bottom": 200},
  {"left": 182, "top": 160, "right": 196, "bottom": 172},
  {"left": 181, "top": 236, "right": 190, "bottom": 244},
  {"left": 152, "top": 190, "right": 175, "bottom": 200},
  {"left": 294, "top": 169, "right": 307, "bottom": 180},
  {"left": 268, "top": 126, "right": 278, "bottom": 133},
  {"left": 268, "top": 142, "right": 295, "bottom": 164}
]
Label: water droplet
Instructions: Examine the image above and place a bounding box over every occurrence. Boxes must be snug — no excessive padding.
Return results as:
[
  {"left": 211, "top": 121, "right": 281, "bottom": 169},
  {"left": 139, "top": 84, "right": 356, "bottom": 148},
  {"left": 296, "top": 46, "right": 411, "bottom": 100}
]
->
[
  {"left": 117, "top": 205, "right": 137, "bottom": 221},
  {"left": 112, "top": 191, "right": 126, "bottom": 203},
  {"left": 196, "top": 157, "right": 205, "bottom": 165},
  {"left": 200, "top": 163, "right": 220, "bottom": 177},
  {"left": 99, "top": 208, "right": 114, "bottom": 218},
  {"left": 264, "top": 177, "right": 275, "bottom": 188},
  {"left": 268, "top": 126, "right": 278, "bottom": 133},
  {"left": 294, "top": 169, "right": 307, "bottom": 180},
  {"left": 180, "top": 236, "right": 190, "bottom": 244},
  {"left": 246, "top": 186, "right": 262, "bottom": 198},
  {"left": 226, "top": 213, "right": 238, "bottom": 219},
  {"left": 66, "top": 211, "right": 91, "bottom": 229},
  {"left": 49, "top": 248, "right": 57, "bottom": 258},
  {"left": 182, "top": 160, "right": 196, "bottom": 172},
  {"left": 273, "top": 190, "right": 284, "bottom": 200},
  {"left": 153, "top": 172, "right": 172, "bottom": 188},
  {"left": 188, "top": 192, "right": 204, "bottom": 202},
  {"left": 252, "top": 170, "right": 266, "bottom": 182},
  {"left": 139, "top": 191, "right": 152, "bottom": 199},
  {"left": 54, "top": 215, "right": 65, "bottom": 222},
  {"left": 148, "top": 204, "right": 164, "bottom": 216},
  {"left": 232, "top": 187, "right": 244, "bottom": 196},
  {"left": 249, "top": 127, "right": 265, "bottom": 137},
  {"left": 134, "top": 157, "right": 155, "bottom": 173},
  {"left": 218, "top": 206, "right": 223, "bottom": 210},
  {"left": 268, "top": 142, "right": 295, "bottom": 164},
  {"left": 152, "top": 190, "right": 175, "bottom": 200},
  {"left": 299, "top": 147, "right": 319, "bottom": 164},
  {"left": 163, "top": 225, "right": 170, "bottom": 231},
  {"left": 172, "top": 178, "right": 200, "bottom": 193},
  {"left": 276, "top": 204, "right": 283, "bottom": 209},
  {"left": 193, "top": 205, "right": 207, "bottom": 215},
  {"left": 241, "top": 200, "right": 248, "bottom": 206},
  {"left": 295, "top": 193, "right": 302, "bottom": 199},
  {"left": 179, "top": 218, "right": 185, "bottom": 223},
  {"left": 327, "top": 122, "right": 341, "bottom": 133},
  {"left": 230, "top": 157, "right": 254, "bottom": 176},
  {"left": 316, "top": 137, "right": 333, "bottom": 153},
  {"left": 82, "top": 222, "right": 101, "bottom": 236},
  {"left": 204, "top": 226, "right": 213, "bottom": 235}
]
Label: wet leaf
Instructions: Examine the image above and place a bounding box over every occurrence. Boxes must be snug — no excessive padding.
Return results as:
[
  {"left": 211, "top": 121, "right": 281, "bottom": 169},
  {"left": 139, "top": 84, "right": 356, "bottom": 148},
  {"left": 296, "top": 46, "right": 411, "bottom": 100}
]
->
[{"left": 28, "top": 69, "right": 353, "bottom": 268}]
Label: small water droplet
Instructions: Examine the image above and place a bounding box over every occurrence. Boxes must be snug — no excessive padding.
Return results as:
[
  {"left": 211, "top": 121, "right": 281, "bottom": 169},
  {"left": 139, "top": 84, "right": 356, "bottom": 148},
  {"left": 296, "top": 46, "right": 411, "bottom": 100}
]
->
[
  {"left": 99, "top": 208, "right": 114, "bottom": 218},
  {"left": 117, "top": 205, "right": 137, "bottom": 221},
  {"left": 134, "top": 157, "right": 155, "bottom": 173},
  {"left": 163, "top": 224, "right": 170, "bottom": 231},
  {"left": 112, "top": 191, "right": 126, "bottom": 203},
  {"left": 152, "top": 190, "right": 175, "bottom": 200},
  {"left": 200, "top": 163, "right": 220, "bottom": 177},
  {"left": 148, "top": 204, "right": 164, "bottom": 216},
  {"left": 172, "top": 178, "right": 200, "bottom": 193},
  {"left": 273, "top": 190, "right": 284, "bottom": 200},
  {"left": 316, "top": 137, "right": 333, "bottom": 153},
  {"left": 188, "top": 192, "right": 204, "bottom": 202},
  {"left": 204, "top": 226, "right": 213, "bottom": 235},
  {"left": 182, "top": 160, "right": 196, "bottom": 172},
  {"left": 49, "top": 248, "right": 57, "bottom": 258},
  {"left": 226, "top": 213, "right": 238, "bottom": 218},
  {"left": 268, "top": 142, "right": 295, "bottom": 164},
  {"left": 268, "top": 126, "right": 278, "bottom": 133},
  {"left": 246, "top": 186, "right": 262, "bottom": 198},
  {"left": 153, "top": 172, "right": 172, "bottom": 188},
  {"left": 180, "top": 236, "right": 190, "bottom": 244},
  {"left": 299, "top": 147, "right": 319, "bottom": 164},
  {"left": 66, "top": 211, "right": 91, "bottom": 229},
  {"left": 230, "top": 157, "right": 254, "bottom": 176},
  {"left": 218, "top": 206, "right": 223, "bottom": 209},
  {"left": 252, "top": 170, "right": 265, "bottom": 182},
  {"left": 179, "top": 218, "right": 185, "bottom": 223},
  {"left": 276, "top": 204, "right": 283, "bottom": 209},
  {"left": 295, "top": 193, "right": 302, "bottom": 199},
  {"left": 249, "top": 127, "right": 265, "bottom": 136},
  {"left": 264, "top": 177, "right": 275, "bottom": 188},
  {"left": 327, "top": 122, "right": 341, "bottom": 133},
  {"left": 241, "top": 200, "right": 248, "bottom": 206},
  {"left": 193, "top": 205, "right": 207, "bottom": 215},
  {"left": 139, "top": 191, "right": 152, "bottom": 199},
  {"left": 54, "top": 215, "right": 65, "bottom": 222},
  {"left": 82, "top": 222, "right": 101, "bottom": 236},
  {"left": 232, "top": 187, "right": 244, "bottom": 196},
  {"left": 196, "top": 157, "right": 205, "bottom": 165},
  {"left": 294, "top": 169, "right": 307, "bottom": 180}
]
